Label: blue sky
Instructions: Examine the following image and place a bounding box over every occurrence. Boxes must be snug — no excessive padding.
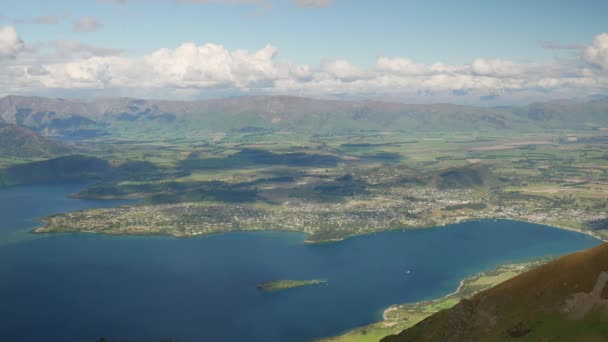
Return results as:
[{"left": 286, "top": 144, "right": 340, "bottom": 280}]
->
[
  {"left": 7, "top": 0, "right": 608, "bottom": 64},
  {"left": 1, "top": 0, "right": 607, "bottom": 103}
]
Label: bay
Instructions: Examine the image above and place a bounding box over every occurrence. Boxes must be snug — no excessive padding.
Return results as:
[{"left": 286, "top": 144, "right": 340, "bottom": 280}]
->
[{"left": 0, "top": 184, "right": 601, "bottom": 342}]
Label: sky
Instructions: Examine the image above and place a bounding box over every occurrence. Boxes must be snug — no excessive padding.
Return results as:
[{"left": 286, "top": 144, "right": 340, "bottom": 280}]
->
[{"left": 0, "top": 0, "right": 607, "bottom": 104}]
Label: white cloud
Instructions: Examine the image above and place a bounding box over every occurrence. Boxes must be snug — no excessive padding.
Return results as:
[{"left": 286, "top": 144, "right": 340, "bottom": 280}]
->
[
  {"left": 0, "top": 26, "right": 24, "bottom": 60},
  {"left": 143, "top": 43, "right": 282, "bottom": 88},
  {"left": 4, "top": 30, "right": 608, "bottom": 104},
  {"left": 471, "top": 58, "right": 522, "bottom": 77},
  {"left": 376, "top": 57, "right": 429, "bottom": 76},
  {"left": 73, "top": 16, "right": 104, "bottom": 33},
  {"left": 295, "top": 0, "right": 333, "bottom": 8},
  {"left": 26, "top": 43, "right": 289, "bottom": 90},
  {"left": 584, "top": 33, "right": 608, "bottom": 70},
  {"left": 320, "top": 59, "right": 365, "bottom": 81}
]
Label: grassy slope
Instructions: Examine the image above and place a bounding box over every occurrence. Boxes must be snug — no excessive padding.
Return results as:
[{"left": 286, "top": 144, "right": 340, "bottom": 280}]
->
[{"left": 383, "top": 243, "right": 608, "bottom": 342}]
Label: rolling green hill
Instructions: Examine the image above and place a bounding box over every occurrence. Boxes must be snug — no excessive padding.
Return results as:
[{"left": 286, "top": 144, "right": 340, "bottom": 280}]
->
[
  {"left": 433, "top": 164, "right": 500, "bottom": 190},
  {"left": 383, "top": 243, "right": 608, "bottom": 342}
]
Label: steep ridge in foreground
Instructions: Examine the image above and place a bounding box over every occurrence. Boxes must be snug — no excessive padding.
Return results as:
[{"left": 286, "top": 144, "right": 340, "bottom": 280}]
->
[{"left": 383, "top": 243, "right": 608, "bottom": 342}]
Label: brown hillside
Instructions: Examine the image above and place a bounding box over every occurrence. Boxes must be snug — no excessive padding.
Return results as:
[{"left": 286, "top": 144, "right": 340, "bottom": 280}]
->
[
  {"left": 383, "top": 243, "right": 608, "bottom": 342},
  {"left": 0, "top": 124, "right": 76, "bottom": 158}
]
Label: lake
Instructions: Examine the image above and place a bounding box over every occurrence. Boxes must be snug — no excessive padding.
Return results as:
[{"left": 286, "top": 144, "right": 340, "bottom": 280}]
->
[{"left": 0, "top": 184, "right": 602, "bottom": 342}]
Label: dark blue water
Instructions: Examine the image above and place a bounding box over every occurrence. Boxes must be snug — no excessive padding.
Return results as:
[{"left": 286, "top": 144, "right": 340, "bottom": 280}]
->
[
  {"left": 0, "top": 183, "right": 133, "bottom": 245},
  {"left": 0, "top": 184, "right": 602, "bottom": 342}
]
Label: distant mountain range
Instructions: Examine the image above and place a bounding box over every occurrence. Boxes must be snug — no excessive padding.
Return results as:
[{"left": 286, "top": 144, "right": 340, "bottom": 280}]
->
[
  {"left": 383, "top": 243, "right": 608, "bottom": 341},
  {"left": 1, "top": 95, "right": 607, "bottom": 138}
]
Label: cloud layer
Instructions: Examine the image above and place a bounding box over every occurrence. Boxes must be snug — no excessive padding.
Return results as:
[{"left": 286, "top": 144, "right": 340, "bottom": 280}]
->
[{"left": 1, "top": 25, "right": 607, "bottom": 103}]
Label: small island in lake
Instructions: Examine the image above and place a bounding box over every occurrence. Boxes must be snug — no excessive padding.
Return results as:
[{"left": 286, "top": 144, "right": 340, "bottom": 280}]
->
[{"left": 257, "top": 279, "right": 327, "bottom": 292}]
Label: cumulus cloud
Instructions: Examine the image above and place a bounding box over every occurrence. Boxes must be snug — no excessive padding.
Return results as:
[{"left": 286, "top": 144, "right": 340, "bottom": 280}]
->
[
  {"left": 376, "top": 57, "right": 429, "bottom": 76},
  {"left": 584, "top": 33, "right": 608, "bottom": 70},
  {"left": 25, "top": 43, "right": 294, "bottom": 90},
  {"left": 295, "top": 0, "right": 333, "bottom": 8},
  {"left": 0, "top": 26, "right": 24, "bottom": 60},
  {"left": 3, "top": 30, "right": 608, "bottom": 103},
  {"left": 144, "top": 43, "right": 281, "bottom": 88},
  {"left": 320, "top": 59, "right": 365, "bottom": 81},
  {"left": 41, "top": 56, "right": 135, "bottom": 88},
  {"left": 471, "top": 58, "right": 523, "bottom": 77},
  {"left": 73, "top": 16, "right": 104, "bottom": 33},
  {"left": 15, "top": 40, "right": 603, "bottom": 98}
]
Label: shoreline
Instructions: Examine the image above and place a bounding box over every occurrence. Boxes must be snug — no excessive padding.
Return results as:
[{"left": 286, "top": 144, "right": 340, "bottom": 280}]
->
[
  {"left": 372, "top": 260, "right": 546, "bottom": 342},
  {"left": 445, "top": 279, "right": 466, "bottom": 298},
  {"left": 34, "top": 216, "right": 607, "bottom": 244},
  {"left": 32, "top": 183, "right": 608, "bottom": 244},
  {"left": 503, "top": 217, "right": 608, "bottom": 243},
  {"left": 382, "top": 278, "right": 466, "bottom": 321}
]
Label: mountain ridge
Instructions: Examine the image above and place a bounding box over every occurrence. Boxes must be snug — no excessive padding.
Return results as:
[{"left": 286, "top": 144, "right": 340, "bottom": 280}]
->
[
  {"left": 0, "top": 124, "right": 77, "bottom": 158},
  {"left": 1, "top": 95, "right": 607, "bottom": 138}
]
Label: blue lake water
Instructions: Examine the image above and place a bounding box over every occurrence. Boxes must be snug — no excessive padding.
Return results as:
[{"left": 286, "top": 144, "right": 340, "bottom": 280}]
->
[{"left": 0, "top": 184, "right": 602, "bottom": 342}]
